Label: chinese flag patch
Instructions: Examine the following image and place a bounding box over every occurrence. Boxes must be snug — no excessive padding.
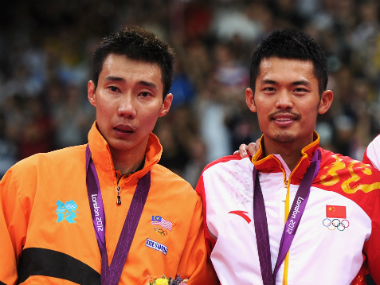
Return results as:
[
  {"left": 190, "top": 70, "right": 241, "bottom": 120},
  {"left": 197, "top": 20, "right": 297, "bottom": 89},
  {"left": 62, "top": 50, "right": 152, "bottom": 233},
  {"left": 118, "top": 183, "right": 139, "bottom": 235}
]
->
[{"left": 326, "top": 205, "right": 346, "bottom": 218}]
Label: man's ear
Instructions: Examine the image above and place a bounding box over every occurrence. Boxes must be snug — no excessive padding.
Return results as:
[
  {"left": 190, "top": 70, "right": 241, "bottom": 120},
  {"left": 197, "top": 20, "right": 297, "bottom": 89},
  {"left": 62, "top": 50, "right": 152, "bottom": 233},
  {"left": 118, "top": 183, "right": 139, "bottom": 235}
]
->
[
  {"left": 318, "top": 90, "right": 333, "bottom": 115},
  {"left": 159, "top": 93, "right": 173, "bottom": 117},
  {"left": 88, "top": 80, "right": 96, "bottom": 107},
  {"left": 246, "top": 88, "right": 257, "bottom": 113}
]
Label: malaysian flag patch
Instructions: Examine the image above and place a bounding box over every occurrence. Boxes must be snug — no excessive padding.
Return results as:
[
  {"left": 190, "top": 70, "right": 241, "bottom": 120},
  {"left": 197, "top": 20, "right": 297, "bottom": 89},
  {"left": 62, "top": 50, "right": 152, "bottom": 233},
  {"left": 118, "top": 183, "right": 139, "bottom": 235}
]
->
[{"left": 151, "top": 216, "right": 173, "bottom": 231}]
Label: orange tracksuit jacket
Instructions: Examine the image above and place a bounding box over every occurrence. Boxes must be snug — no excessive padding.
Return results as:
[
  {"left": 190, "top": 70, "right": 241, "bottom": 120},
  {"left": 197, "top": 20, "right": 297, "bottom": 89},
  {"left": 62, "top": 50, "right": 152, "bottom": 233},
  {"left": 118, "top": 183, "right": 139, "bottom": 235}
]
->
[{"left": 0, "top": 123, "right": 218, "bottom": 285}]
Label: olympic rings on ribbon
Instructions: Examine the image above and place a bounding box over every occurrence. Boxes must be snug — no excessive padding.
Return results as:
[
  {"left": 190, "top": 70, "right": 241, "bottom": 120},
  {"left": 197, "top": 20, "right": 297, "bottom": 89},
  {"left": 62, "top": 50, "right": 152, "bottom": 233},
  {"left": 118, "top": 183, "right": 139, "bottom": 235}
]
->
[
  {"left": 154, "top": 227, "right": 168, "bottom": 237},
  {"left": 322, "top": 218, "right": 350, "bottom": 231}
]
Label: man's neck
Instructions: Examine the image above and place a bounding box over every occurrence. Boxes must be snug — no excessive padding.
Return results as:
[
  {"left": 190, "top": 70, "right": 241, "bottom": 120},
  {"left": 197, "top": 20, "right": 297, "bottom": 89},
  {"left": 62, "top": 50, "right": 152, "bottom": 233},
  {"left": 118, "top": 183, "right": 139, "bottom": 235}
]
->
[
  {"left": 263, "top": 136, "right": 314, "bottom": 171},
  {"left": 110, "top": 140, "right": 147, "bottom": 175}
]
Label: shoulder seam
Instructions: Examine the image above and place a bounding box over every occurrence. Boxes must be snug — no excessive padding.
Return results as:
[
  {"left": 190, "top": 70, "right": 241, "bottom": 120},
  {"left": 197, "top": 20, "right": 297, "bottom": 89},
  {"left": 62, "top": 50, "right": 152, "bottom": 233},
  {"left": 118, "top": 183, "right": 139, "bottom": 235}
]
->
[{"left": 203, "top": 154, "right": 243, "bottom": 173}]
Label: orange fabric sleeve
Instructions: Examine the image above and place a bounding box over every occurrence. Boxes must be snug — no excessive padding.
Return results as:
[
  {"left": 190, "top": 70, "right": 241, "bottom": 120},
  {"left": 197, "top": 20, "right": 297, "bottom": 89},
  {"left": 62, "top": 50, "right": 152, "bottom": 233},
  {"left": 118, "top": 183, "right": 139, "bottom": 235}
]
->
[
  {"left": 0, "top": 168, "right": 28, "bottom": 285},
  {"left": 176, "top": 198, "right": 218, "bottom": 285}
]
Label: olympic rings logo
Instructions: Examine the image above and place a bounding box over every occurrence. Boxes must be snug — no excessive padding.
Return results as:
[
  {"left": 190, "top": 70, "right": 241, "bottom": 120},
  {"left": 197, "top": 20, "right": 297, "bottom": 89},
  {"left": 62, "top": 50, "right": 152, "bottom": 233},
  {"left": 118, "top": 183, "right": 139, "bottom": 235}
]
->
[
  {"left": 154, "top": 227, "right": 168, "bottom": 237},
  {"left": 322, "top": 218, "right": 350, "bottom": 231}
]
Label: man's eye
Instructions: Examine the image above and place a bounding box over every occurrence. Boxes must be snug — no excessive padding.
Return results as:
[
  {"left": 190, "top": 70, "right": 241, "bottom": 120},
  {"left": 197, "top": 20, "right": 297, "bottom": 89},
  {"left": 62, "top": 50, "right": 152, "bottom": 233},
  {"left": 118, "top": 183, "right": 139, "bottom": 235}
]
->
[
  {"left": 140, "top": 92, "right": 151, "bottom": 97},
  {"left": 109, "top": 86, "right": 118, "bottom": 92}
]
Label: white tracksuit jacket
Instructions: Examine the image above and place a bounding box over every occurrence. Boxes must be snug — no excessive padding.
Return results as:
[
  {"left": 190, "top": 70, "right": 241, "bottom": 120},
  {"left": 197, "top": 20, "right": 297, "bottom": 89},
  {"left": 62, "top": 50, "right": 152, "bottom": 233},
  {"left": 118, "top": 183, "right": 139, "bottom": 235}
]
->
[{"left": 196, "top": 134, "right": 380, "bottom": 285}]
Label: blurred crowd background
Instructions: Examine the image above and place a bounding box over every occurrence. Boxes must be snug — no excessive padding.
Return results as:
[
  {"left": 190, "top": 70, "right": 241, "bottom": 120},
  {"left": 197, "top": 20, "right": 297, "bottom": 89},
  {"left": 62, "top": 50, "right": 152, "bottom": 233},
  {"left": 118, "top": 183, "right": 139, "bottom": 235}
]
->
[{"left": 1, "top": 0, "right": 380, "bottom": 186}]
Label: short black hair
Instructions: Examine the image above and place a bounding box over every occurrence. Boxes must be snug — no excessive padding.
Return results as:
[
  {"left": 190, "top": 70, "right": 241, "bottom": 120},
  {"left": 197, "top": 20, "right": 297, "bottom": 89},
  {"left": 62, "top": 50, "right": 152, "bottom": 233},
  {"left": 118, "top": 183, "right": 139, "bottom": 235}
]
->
[
  {"left": 92, "top": 26, "right": 175, "bottom": 98},
  {"left": 250, "top": 29, "right": 328, "bottom": 95}
]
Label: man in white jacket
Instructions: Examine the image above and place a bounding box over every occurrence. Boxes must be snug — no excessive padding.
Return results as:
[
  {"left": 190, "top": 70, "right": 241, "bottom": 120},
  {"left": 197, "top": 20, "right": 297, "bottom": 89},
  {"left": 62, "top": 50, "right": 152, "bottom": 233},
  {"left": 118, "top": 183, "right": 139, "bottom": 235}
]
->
[{"left": 196, "top": 29, "right": 380, "bottom": 285}]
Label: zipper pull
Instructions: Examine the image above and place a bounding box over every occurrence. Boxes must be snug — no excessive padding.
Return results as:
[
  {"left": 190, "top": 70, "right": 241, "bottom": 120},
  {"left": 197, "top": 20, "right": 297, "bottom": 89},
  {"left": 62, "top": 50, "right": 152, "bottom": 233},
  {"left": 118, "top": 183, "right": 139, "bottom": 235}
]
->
[
  {"left": 116, "top": 186, "right": 121, "bottom": 205},
  {"left": 282, "top": 180, "right": 289, "bottom": 202}
]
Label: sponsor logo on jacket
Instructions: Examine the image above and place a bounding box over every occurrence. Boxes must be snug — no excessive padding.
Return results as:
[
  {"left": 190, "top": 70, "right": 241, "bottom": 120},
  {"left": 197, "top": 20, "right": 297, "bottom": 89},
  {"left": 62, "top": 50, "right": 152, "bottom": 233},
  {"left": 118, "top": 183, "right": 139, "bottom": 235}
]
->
[
  {"left": 146, "top": 238, "right": 168, "bottom": 255},
  {"left": 228, "top": 210, "right": 251, "bottom": 223}
]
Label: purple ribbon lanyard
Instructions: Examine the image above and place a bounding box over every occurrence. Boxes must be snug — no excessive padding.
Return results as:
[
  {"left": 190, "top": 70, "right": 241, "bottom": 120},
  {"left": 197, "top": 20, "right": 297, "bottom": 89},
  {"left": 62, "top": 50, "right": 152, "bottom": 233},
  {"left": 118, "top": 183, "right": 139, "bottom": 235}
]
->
[
  {"left": 253, "top": 149, "right": 321, "bottom": 285},
  {"left": 86, "top": 145, "right": 151, "bottom": 285}
]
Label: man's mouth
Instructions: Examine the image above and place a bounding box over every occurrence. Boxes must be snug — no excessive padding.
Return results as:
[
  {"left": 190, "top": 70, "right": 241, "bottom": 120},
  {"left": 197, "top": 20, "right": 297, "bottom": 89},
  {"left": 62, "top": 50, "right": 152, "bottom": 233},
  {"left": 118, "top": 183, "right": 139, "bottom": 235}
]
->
[
  {"left": 270, "top": 112, "right": 300, "bottom": 125},
  {"left": 273, "top": 117, "right": 296, "bottom": 122},
  {"left": 114, "top": 125, "right": 135, "bottom": 134}
]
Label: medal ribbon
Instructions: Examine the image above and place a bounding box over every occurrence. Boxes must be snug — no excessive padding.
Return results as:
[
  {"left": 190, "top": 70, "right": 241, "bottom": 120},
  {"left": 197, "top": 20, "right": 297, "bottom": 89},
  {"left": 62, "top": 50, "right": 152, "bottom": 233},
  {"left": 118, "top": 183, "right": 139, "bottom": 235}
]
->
[
  {"left": 86, "top": 145, "right": 151, "bottom": 285},
  {"left": 253, "top": 149, "right": 321, "bottom": 285}
]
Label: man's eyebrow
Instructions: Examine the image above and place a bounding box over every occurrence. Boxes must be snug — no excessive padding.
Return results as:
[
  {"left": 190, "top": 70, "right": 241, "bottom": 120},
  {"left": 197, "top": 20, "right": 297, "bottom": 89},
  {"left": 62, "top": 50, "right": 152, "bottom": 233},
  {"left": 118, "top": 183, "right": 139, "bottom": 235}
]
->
[
  {"left": 291, "top": 80, "right": 311, "bottom": 86},
  {"left": 105, "top": 76, "right": 126, "bottom": 83},
  {"left": 259, "top": 79, "right": 311, "bottom": 86},
  {"left": 104, "top": 77, "right": 157, "bottom": 90},
  {"left": 260, "top": 79, "right": 277, "bottom": 85},
  {"left": 138, "top": 80, "right": 158, "bottom": 90}
]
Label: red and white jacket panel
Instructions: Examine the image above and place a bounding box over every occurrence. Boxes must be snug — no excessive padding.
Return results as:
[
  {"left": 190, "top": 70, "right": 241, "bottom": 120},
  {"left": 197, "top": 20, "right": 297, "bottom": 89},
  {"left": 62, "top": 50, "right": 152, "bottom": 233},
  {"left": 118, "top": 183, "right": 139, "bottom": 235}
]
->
[
  {"left": 196, "top": 136, "right": 380, "bottom": 285},
  {"left": 363, "top": 135, "right": 380, "bottom": 170}
]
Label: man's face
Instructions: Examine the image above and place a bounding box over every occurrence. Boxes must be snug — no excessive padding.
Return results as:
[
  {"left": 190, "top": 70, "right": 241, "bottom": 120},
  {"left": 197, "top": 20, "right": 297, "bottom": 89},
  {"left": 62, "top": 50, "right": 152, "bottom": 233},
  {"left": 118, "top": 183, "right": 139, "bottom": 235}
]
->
[
  {"left": 88, "top": 54, "right": 172, "bottom": 155},
  {"left": 246, "top": 57, "right": 332, "bottom": 149}
]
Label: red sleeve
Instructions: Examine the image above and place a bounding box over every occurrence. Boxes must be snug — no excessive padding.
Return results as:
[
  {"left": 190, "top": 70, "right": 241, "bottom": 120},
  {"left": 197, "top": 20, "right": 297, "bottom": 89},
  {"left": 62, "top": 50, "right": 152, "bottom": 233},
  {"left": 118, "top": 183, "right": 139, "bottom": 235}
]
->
[
  {"left": 363, "top": 189, "right": 380, "bottom": 284},
  {"left": 195, "top": 175, "right": 216, "bottom": 256},
  {"left": 362, "top": 148, "right": 373, "bottom": 166}
]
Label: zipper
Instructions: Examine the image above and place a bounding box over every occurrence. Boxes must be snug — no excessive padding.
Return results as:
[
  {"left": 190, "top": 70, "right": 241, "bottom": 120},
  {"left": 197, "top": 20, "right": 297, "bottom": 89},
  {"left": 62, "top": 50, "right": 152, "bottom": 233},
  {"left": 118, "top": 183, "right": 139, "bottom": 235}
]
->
[
  {"left": 116, "top": 174, "right": 123, "bottom": 205},
  {"left": 114, "top": 157, "right": 149, "bottom": 205},
  {"left": 282, "top": 179, "right": 289, "bottom": 202},
  {"left": 282, "top": 178, "right": 290, "bottom": 285},
  {"left": 116, "top": 186, "right": 121, "bottom": 205}
]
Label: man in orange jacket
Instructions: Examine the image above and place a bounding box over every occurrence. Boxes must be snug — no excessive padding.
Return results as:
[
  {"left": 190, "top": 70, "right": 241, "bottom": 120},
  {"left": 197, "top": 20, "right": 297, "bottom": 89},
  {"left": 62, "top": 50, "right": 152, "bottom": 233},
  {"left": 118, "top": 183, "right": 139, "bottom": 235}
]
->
[{"left": 0, "top": 26, "right": 218, "bottom": 285}]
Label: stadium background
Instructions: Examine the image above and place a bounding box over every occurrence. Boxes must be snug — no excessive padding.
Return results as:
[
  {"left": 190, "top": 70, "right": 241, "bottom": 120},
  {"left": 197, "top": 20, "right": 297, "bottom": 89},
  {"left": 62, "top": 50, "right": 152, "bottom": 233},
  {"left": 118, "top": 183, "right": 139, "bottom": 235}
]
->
[
  {"left": 0, "top": 1, "right": 379, "bottom": 284},
  {"left": 0, "top": 0, "right": 379, "bottom": 187}
]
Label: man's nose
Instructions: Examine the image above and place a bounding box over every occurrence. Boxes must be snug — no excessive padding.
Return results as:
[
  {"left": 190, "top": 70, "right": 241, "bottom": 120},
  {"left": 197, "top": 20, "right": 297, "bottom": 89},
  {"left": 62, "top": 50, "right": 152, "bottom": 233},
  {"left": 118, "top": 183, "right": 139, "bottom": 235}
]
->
[
  {"left": 117, "top": 95, "right": 137, "bottom": 118},
  {"left": 275, "top": 90, "right": 293, "bottom": 110}
]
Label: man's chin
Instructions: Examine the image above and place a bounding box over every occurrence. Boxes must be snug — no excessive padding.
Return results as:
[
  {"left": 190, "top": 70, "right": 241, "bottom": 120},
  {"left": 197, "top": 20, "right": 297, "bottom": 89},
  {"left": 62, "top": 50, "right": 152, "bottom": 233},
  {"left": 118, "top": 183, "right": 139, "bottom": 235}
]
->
[
  {"left": 272, "top": 133, "right": 298, "bottom": 144},
  {"left": 108, "top": 139, "right": 134, "bottom": 152}
]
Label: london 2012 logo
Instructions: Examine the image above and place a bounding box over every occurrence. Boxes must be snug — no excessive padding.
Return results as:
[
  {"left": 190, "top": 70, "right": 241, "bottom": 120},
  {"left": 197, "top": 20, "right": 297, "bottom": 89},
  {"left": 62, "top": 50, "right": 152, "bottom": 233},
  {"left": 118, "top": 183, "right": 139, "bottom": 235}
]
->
[
  {"left": 56, "top": 200, "right": 78, "bottom": 223},
  {"left": 322, "top": 205, "right": 349, "bottom": 231}
]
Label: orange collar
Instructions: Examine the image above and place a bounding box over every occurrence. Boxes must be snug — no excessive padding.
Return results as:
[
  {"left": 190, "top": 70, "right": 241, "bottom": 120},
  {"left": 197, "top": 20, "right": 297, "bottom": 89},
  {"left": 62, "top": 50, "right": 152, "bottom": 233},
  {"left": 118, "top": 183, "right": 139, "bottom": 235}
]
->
[
  {"left": 251, "top": 132, "right": 320, "bottom": 183},
  {"left": 87, "top": 122, "right": 163, "bottom": 181}
]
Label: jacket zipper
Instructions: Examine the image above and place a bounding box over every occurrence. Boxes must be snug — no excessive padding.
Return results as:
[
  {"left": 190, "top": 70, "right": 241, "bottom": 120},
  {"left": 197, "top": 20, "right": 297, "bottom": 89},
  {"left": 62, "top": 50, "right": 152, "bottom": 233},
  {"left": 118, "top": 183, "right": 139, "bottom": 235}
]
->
[
  {"left": 282, "top": 179, "right": 289, "bottom": 202},
  {"left": 114, "top": 158, "right": 152, "bottom": 205},
  {"left": 282, "top": 178, "right": 290, "bottom": 285},
  {"left": 116, "top": 186, "right": 121, "bottom": 205},
  {"left": 116, "top": 175, "right": 123, "bottom": 205}
]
